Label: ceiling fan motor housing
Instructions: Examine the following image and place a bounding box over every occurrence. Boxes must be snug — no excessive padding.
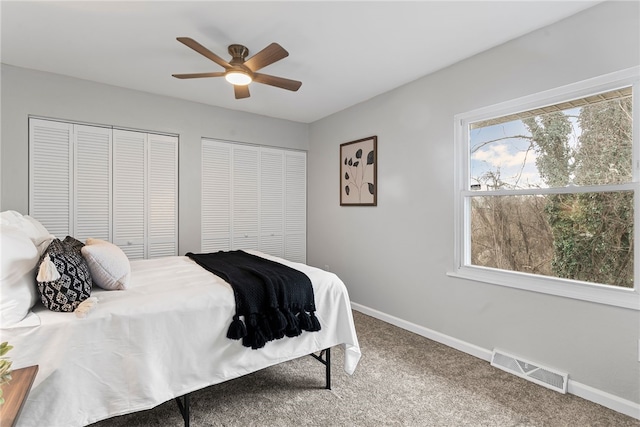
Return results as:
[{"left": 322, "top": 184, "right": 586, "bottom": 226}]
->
[{"left": 228, "top": 44, "right": 249, "bottom": 64}]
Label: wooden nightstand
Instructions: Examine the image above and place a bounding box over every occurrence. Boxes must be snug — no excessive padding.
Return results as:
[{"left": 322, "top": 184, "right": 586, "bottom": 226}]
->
[{"left": 0, "top": 365, "right": 39, "bottom": 427}]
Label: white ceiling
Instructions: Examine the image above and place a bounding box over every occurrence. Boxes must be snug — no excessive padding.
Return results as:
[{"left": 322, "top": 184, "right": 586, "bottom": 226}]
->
[{"left": 1, "top": 1, "right": 602, "bottom": 123}]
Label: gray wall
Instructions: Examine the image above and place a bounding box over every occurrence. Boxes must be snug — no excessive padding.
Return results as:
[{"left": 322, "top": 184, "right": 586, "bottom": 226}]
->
[
  {"left": 307, "top": 1, "right": 640, "bottom": 404},
  {"left": 0, "top": 64, "right": 309, "bottom": 254}
]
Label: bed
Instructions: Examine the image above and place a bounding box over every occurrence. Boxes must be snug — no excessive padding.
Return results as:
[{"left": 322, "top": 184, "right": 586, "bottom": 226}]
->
[{"left": 0, "top": 211, "right": 361, "bottom": 427}]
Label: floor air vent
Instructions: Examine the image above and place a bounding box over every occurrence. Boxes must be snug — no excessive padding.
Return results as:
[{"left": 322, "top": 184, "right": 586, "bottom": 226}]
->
[{"left": 491, "top": 349, "right": 568, "bottom": 394}]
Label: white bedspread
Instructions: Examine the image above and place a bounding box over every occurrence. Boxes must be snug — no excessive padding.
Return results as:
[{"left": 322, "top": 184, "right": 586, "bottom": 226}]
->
[{"left": 0, "top": 251, "right": 361, "bottom": 427}]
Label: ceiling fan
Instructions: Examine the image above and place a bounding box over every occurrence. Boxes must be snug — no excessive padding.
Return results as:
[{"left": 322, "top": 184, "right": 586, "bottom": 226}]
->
[{"left": 172, "top": 37, "right": 302, "bottom": 99}]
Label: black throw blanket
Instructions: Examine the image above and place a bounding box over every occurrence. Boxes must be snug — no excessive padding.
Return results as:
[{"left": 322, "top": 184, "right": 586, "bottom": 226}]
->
[{"left": 186, "top": 250, "right": 321, "bottom": 349}]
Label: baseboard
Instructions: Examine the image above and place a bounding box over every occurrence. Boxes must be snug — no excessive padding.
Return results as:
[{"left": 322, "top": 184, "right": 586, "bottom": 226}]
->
[
  {"left": 567, "top": 381, "right": 640, "bottom": 420},
  {"left": 350, "top": 302, "right": 492, "bottom": 361},
  {"left": 350, "top": 302, "right": 640, "bottom": 421}
]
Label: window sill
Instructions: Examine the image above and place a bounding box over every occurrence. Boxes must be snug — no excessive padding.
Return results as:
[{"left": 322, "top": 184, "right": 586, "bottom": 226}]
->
[{"left": 447, "top": 266, "right": 640, "bottom": 311}]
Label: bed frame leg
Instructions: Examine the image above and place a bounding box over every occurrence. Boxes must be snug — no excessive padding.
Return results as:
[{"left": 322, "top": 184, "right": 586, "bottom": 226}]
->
[
  {"left": 325, "top": 348, "right": 331, "bottom": 390},
  {"left": 310, "top": 347, "right": 331, "bottom": 390},
  {"left": 174, "top": 349, "right": 329, "bottom": 425},
  {"left": 175, "top": 393, "right": 190, "bottom": 427}
]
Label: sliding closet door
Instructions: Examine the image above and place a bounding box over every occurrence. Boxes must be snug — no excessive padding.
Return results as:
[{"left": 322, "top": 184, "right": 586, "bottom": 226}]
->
[
  {"left": 148, "top": 134, "right": 178, "bottom": 258},
  {"left": 113, "top": 129, "right": 146, "bottom": 259},
  {"left": 113, "top": 130, "right": 178, "bottom": 259},
  {"left": 201, "top": 141, "right": 261, "bottom": 253},
  {"left": 74, "top": 125, "right": 112, "bottom": 243},
  {"left": 284, "top": 151, "right": 307, "bottom": 263},
  {"left": 30, "top": 119, "right": 112, "bottom": 241},
  {"left": 30, "top": 119, "right": 178, "bottom": 259},
  {"left": 232, "top": 145, "right": 260, "bottom": 251},
  {"left": 259, "top": 148, "right": 285, "bottom": 257},
  {"left": 29, "top": 119, "right": 73, "bottom": 238},
  {"left": 201, "top": 140, "right": 232, "bottom": 252},
  {"left": 200, "top": 138, "right": 306, "bottom": 262}
]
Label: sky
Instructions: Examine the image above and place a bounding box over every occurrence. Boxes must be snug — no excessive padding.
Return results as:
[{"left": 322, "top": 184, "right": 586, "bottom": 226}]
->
[
  {"left": 469, "top": 108, "right": 582, "bottom": 190},
  {"left": 470, "top": 119, "right": 543, "bottom": 189}
]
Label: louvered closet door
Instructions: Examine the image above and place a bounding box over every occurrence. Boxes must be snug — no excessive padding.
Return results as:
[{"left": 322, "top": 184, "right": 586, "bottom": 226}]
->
[
  {"left": 232, "top": 145, "right": 259, "bottom": 251},
  {"left": 29, "top": 119, "right": 73, "bottom": 238},
  {"left": 284, "top": 151, "right": 307, "bottom": 263},
  {"left": 259, "top": 148, "right": 284, "bottom": 257},
  {"left": 200, "top": 140, "right": 306, "bottom": 261},
  {"left": 148, "top": 134, "right": 178, "bottom": 258},
  {"left": 201, "top": 140, "right": 232, "bottom": 252},
  {"left": 74, "top": 125, "right": 112, "bottom": 243},
  {"left": 113, "top": 129, "right": 146, "bottom": 259}
]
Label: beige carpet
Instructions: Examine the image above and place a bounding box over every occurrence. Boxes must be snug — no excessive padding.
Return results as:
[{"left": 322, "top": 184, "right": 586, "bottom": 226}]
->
[{"left": 91, "top": 311, "right": 639, "bottom": 426}]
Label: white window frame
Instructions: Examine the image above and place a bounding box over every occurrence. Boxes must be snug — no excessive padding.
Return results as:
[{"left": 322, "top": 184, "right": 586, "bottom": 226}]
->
[{"left": 450, "top": 67, "right": 640, "bottom": 310}]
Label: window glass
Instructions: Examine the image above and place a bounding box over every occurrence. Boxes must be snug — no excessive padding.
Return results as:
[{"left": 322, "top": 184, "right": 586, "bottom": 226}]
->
[
  {"left": 470, "top": 191, "right": 634, "bottom": 288},
  {"left": 465, "top": 87, "right": 634, "bottom": 290},
  {"left": 470, "top": 88, "right": 632, "bottom": 189}
]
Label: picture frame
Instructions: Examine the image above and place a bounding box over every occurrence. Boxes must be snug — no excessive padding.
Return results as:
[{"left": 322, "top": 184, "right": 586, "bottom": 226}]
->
[{"left": 340, "top": 136, "right": 377, "bottom": 206}]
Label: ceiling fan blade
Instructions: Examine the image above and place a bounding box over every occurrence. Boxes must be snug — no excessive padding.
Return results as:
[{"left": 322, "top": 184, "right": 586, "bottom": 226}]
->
[
  {"left": 172, "top": 72, "right": 225, "bottom": 79},
  {"left": 253, "top": 73, "right": 302, "bottom": 92},
  {"left": 244, "top": 43, "right": 289, "bottom": 72},
  {"left": 176, "top": 37, "right": 231, "bottom": 69},
  {"left": 234, "top": 85, "right": 250, "bottom": 99}
]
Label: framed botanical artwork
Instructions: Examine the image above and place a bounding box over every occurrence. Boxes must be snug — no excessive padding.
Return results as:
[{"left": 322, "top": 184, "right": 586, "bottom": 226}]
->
[{"left": 340, "top": 136, "right": 377, "bottom": 206}]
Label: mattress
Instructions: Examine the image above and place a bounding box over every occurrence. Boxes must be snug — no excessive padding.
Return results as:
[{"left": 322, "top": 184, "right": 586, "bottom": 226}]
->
[{"left": 0, "top": 251, "right": 361, "bottom": 427}]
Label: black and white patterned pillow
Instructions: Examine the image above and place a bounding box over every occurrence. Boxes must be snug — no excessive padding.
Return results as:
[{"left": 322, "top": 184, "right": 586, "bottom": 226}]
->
[
  {"left": 62, "top": 235, "right": 85, "bottom": 254},
  {"left": 36, "top": 237, "right": 92, "bottom": 312}
]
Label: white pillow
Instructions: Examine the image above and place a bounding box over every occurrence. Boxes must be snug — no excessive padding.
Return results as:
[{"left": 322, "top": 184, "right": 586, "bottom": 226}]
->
[
  {"left": 0, "top": 224, "right": 39, "bottom": 327},
  {"left": 0, "top": 210, "right": 25, "bottom": 227},
  {"left": 0, "top": 210, "right": 54, "bottom": 257},
  {"left": 81, "top": 238, "right": 131, "bottom": 290},
  {"left": 24, "top": 215, "right": 54, "bottom": 256}
]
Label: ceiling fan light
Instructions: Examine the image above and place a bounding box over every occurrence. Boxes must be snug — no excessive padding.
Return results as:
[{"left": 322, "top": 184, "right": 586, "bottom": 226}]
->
[{"left": 225, "top": 71, "right": 252, "bottom": 86}]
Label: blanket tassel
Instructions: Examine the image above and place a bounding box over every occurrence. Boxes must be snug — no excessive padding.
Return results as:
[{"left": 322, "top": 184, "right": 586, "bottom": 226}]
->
[
  {"left": 258, "top": 314, "right": 274, "bottom": 342},
  {"left": 227, "top": 315, "right": 247, "bottom": 340},
  {"left": 309, "top": 311, "right": 321, "bottom": 332},
  {"left": 270, "top": 309, "right": 288, "bottom": 340},
  {"left": 242, "top": 314, "right": 267, "bottom": 349},
  {"left": 273, "top": 308, "right": 288, "bottom": 331},
  {"left": 298, "top": 310, "right": 312, "bottom": 330},
  {"left": 283, "top": 308, "right": 301, "bottom": 337}
]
